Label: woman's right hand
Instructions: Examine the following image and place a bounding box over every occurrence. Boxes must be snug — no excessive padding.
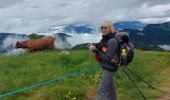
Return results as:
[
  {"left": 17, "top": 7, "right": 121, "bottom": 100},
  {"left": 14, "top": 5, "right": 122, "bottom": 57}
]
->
[{"left": 87, "top": 43, "right": 96, "bottom": 51}]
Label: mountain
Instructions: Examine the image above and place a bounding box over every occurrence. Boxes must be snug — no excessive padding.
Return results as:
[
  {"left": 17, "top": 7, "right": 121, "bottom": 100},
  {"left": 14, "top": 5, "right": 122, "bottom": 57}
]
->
[
  {"left": 70, "top": 21, "right": 170, "bottom": 51},
  {"left": 123, "top": 22, "right": 170, "bottom": 45},
  {"left": 0, "top": 33, "right": 71, "bottom": 54},
  {"left": 114, "top": 21, "right": 145, "bottom": 30},
  {"left": 0, "top": 21, "right": 170, "bottom": 54},
  {"left": 0, "top": 33, "right": 26, "bottom": 46},
  {"left": 53, "top": 33, "right": 72, "bottom": 49},
  {"left": 0, "top": 33, "right": 28, "bottom": 53},
  {"left": 49, "top": 21, "right": 145, "bottom": 34},
  {"left": 64, "top": 24, "right": 94, "bottom": 33},
  {"left": 71, "top": 43, "right": 90, "bottom": 50},
  {"left": 71, "top": 42, "right": 165, "bottom": 51}
]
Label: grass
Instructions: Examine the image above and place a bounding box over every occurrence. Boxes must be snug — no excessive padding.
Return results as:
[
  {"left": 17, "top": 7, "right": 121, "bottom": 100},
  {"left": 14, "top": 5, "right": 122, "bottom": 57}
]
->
[{"left": 0, "top": 49, "right": 170, "bottom": 100}]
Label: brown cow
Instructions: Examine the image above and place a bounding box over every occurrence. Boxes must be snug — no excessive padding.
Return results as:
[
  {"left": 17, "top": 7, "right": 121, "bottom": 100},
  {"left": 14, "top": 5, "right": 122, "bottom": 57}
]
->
[{"left": 15, "top": 36, "right": 55, "bottom": 52}]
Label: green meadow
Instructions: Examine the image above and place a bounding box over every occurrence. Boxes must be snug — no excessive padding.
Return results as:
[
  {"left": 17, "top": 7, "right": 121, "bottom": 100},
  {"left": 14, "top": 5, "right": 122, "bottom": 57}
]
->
[{"left": 0, "top": 50, "right": 170, "bottom": 100}]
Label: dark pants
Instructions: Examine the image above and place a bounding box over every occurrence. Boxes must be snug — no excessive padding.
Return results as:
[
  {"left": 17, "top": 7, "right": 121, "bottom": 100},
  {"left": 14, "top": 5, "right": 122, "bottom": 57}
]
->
[{"left": 96, "top": 70, "right": 117, "bottom": 100}]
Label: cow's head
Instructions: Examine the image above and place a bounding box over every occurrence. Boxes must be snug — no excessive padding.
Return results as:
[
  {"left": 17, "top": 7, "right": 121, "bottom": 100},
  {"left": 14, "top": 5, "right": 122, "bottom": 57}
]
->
[{"left": 15, "top": 41, "right": 25, "bottom": 48}]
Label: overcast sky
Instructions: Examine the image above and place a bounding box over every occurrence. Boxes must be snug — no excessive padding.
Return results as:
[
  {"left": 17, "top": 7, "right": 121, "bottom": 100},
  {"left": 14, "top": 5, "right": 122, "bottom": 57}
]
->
[{"left": 0, "top": 0, "right": 170, "bottom": 33}]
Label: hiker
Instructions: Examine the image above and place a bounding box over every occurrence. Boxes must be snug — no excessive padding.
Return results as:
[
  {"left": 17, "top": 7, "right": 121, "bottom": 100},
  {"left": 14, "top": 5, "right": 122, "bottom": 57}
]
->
[{"left": 87, "top": 20, "right": 119, "bottom": 100}]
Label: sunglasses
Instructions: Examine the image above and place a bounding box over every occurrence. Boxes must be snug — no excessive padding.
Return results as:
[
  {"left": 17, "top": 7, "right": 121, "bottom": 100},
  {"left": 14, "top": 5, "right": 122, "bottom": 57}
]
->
[{"left": 101, "top": 26, "right": 108, "bottom": 29}]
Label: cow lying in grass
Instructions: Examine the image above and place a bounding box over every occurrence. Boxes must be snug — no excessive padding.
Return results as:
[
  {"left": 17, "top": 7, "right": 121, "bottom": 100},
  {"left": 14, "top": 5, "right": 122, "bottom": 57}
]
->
[{"left": 15, "top": 36, "right": 55, "bottom": 52}]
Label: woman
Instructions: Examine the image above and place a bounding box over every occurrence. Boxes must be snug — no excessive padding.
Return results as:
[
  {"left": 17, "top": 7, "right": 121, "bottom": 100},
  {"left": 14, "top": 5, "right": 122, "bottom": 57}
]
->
[{"left": 87, "top": 20, "right": 119, "bottom": 100}]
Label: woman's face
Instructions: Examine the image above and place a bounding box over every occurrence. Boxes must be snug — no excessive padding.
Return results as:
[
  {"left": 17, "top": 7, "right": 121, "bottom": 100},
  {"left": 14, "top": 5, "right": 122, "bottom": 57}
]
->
[{"left": 101, "top": 24, "right": 110, "bottom": 35}]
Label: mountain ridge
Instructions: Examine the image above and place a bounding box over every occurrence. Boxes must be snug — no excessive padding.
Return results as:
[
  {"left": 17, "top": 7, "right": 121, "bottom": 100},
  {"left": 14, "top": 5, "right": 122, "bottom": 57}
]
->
[{"left": 0, "top": 21, "right": 170, "bottom": 53}]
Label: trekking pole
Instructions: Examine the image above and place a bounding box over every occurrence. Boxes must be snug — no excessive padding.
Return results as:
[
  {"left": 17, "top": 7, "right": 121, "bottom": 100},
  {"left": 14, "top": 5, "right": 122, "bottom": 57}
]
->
[
  {"left": 123, "top": 65, "right": 155, "bottom": 89},
  {"left": 120, "top": 66, "right": 147, "bottom": 100}
]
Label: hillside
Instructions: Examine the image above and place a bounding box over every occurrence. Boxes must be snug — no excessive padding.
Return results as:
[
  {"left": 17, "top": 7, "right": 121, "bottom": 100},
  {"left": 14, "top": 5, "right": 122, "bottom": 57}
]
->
[
  {"left": 0, "top": 50, "right": 170, "bottom": 100},
  {"left": 123, "top": 22, "right": 170, "bottom": 46}
]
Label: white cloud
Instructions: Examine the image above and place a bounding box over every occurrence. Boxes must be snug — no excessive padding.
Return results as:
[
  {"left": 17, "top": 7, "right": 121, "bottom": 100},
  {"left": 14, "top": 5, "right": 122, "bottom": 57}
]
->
[
  {"left": 138, "top": 17, "right": 170, "bottom": 24},
  {"left": 1, "top": 35, "right": 28, "bottom": 54},
  {"left": 0, "top": 0, "right": 170, "bottom": 33},
  {"left": 159, "top": 45, "right": 170, "bottom": 50},
  {"left": 66, "top": 33, "right": 102, "bottom": 47},
  {"left": 0, "top": 0, "right": 23, "bottom": 8}
]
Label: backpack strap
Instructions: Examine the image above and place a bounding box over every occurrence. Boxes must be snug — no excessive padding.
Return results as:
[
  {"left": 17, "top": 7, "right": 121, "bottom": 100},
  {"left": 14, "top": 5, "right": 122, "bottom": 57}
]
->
[{"left": 112, "top": 36, "right": 121, "bottom": 64}]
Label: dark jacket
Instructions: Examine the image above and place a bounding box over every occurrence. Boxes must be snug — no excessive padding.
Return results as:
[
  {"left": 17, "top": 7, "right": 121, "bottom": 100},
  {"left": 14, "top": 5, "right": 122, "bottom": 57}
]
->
[{"left": 93, "top": 33, "right": 120, "bottom": 72}]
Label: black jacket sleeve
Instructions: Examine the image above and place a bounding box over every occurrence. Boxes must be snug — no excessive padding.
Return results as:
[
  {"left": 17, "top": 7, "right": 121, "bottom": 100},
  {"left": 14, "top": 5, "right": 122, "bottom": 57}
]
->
[{"left": 94, "top": 38, "right": 119, "bottom": 62}]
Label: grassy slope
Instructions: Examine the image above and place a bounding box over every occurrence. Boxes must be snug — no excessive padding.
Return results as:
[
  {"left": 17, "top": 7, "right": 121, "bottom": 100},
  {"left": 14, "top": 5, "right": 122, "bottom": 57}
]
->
[{"left": 0, "top": 50, "right": 169, "bottom": 100}]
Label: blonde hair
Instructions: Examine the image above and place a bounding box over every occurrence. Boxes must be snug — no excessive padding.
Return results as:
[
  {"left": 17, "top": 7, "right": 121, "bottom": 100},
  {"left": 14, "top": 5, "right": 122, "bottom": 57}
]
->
[{"left": 101, "top": 20, "right": 116, "bottom": 33}]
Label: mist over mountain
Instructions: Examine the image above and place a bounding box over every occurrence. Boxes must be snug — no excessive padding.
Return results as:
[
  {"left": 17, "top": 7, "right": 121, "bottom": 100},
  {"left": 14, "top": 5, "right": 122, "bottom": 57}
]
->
[
  {"left": 0, "top": 33, "right": 71, "bottom": 54},
  {"left": 0, "top": 21, "right": 170, "bottom": 54},
  {"left": 114, "top": 21, "right": 146, "bottom": 31}
]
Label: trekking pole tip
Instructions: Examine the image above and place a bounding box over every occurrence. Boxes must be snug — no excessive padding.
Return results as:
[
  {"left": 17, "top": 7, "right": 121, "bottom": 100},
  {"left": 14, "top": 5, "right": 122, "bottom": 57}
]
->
[{"left": 149, "top": 85, "right": 155, "bottom": 90}]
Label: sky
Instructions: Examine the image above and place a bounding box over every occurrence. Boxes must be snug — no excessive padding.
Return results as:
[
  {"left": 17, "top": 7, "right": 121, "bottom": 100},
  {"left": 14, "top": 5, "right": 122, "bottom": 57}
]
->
[{"left": 0, "top": 0, "right": 170, "bottom": 33}]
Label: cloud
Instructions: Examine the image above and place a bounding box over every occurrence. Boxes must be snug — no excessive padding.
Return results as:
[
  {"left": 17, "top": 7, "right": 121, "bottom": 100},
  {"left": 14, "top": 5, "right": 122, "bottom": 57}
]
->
[
  {"left": 66, "top": 33, "right": 102, "bottom": 47},
  {"left": 1, "top": 35, "right": 28, "bottom": 54},
  {"left": 0, "top": 0, "right": 23, "bottom": 8},
  {"left": 0, "top": 0, "right": 170, "bottom": 33},
  {"left": 139, "top": 17, "right": 170, "bottom": 24},
  {"left": 158, "top": 45, "right": 170, "bottom": 50}
]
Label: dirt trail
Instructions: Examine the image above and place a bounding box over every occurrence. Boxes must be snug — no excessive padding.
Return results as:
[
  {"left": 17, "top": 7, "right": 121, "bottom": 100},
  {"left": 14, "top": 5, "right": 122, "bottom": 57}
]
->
[
  {"left": 156, "top": 67, "right": 170, "bottom": 100},
  {"left": 156, "top": 87, "right": 170, "bottom": 100},
  {"left": 84, "top": 67, "right": 170, "bottom": 100},
  {"left": 84, "top": 86, "right": 96, "bottom": 100}
]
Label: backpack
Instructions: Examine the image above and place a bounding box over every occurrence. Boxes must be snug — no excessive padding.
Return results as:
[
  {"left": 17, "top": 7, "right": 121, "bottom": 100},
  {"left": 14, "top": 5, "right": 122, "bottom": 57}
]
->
[
  {"left": 116, "top": 32, "right": 134, "bottom": 66},
  {"left": 93, "top": 32, "right": 134, "bottom": 66}
]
